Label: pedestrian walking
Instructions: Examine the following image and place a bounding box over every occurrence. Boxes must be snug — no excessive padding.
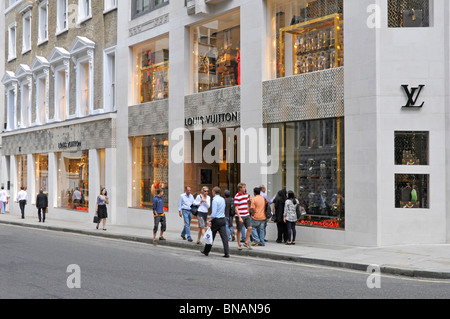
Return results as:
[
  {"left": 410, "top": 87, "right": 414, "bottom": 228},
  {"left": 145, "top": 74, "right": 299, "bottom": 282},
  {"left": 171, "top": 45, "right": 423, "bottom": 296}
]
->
[
  {"left": 250, "top": 187, "right": 267, "bottom": 246},
  {"left": 201, "top": 187, "right": 230, "bottom": 258},
  {"left": 194, "top": 186, "right": 211, "bottom": 245},
  {"left": 224, "top": 190, "right": 235, "bottom": 241},
  {"left": 284, "top": 191, "right": 299, "bottom": 245},
  {"left": 153, "top": 189, "right": 166, "bottom": 245},
  {"left": 16, "top": 187, "right": 28, "bottom": 219},
  {"left": 273, "top": 189, "right": 288, "bottom": 243},
  {"left": 0, "top": 186, "right": 9, "bottom": 214},
  {"left": 36, "top": 189, "right": 48, "bottom": 223},
  {"left": 178, "top": 186, "right": 194, "bottom": 242},
  {"left": 95, "top": 188, "right": 109, "bottom": 230},
  {"left": 234, "top": 183, "right": 252, "bottom": 250}
]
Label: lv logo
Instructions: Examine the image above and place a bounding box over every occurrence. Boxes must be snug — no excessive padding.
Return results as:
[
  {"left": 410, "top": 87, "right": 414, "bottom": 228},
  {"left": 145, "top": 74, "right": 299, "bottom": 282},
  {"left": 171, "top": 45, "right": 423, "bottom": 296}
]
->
[{"left": 402, "top": 85, "right": 425, "bottom": 108}]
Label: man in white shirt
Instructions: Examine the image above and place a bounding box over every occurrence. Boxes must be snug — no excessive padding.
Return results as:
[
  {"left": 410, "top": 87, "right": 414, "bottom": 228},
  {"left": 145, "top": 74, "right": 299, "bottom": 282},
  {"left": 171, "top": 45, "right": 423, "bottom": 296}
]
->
[
  {"left": 72, "top": 187, "right": 81, "bottom": 209},
  {"left": 0, "top": 186, "right": 9, "bottom": 214},
  {"left": 16, "top": 187, "right": 28, "bottom": 219}
]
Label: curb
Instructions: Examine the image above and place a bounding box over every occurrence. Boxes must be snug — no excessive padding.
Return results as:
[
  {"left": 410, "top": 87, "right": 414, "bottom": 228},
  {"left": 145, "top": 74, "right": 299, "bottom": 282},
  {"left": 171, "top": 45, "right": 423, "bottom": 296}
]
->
[{"left": 2, "top": 219, "right": 450, "bottom": 280}]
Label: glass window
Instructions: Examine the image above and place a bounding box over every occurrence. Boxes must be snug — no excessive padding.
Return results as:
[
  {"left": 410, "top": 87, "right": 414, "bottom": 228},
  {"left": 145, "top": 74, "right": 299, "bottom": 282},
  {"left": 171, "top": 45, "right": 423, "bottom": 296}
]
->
[
  {"left": 17, "top": 155, "right": 27, "bottom": 189},
  {"left": 395, "top": 131, "right": 428, "bottom": 165},
  {"left": 131, "top": 135, "right": 168, "bottom": 210},
  {"left": 134, "top": 36, "right": 169, "bottom": 104},
  {"left": 57, "top": 151, "right": 89, "bottom": 211},
  {"left": 35, "top": 154, "right": 48, "bottom": 196},
  {"left": 192, "top": 10, "right": 240, "bottom": 93},
  {"left": 132, "top": 0, "right": 169, "bottom": 19},
  {"left": 388, "top": 0, "right": 430, "bottom": 27},
  {"left": 395, "top": 174, "right": 429, "bottom": 208},
  {"left": 267, "top": 118, "right": 345, "bottom": 229},
  {"left": 269, "top": 0, "right": 343, "bottom": 79}
]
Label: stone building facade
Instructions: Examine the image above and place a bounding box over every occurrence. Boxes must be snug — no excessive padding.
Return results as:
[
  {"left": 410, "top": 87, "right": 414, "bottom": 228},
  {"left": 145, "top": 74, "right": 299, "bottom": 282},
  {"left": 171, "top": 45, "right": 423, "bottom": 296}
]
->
[
  {"left": 2, "top": 0, "right": 117, "bottom": 222},
  {"left": 3, "top": 0, "right": 449, "bottom": 247}
]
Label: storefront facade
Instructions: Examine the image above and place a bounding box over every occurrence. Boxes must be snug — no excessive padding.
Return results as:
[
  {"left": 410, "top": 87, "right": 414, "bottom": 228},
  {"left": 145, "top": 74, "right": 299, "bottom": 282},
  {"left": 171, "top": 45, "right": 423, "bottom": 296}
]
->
[
  {"left": 1, "top": 116, "right": 116, "bottom": 221},
  {"left": 1, "top": 0, "right": 117, "bottom": 222},
  {"left": 3, "top": 0, "right": 450, "bottom": 246}
]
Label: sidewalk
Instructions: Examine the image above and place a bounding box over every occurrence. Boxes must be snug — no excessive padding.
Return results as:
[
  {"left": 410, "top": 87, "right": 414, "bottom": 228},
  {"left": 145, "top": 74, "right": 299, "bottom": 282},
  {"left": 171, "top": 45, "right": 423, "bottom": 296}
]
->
[{"left": 1, "top": 213, "right": 450, "bottom": 280}]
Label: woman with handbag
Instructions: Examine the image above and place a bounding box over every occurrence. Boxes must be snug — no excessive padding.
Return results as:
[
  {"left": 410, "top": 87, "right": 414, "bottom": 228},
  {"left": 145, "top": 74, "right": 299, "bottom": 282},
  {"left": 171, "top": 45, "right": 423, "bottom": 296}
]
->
[
  {"left": 96, "top": 188, "right": 109, "bottom": 230},
  {"left": 283, "top": 191, "right": 298, "bottom": 245},
  {"left": 193, "top": 186, "right": 211, "bottom": 245}
]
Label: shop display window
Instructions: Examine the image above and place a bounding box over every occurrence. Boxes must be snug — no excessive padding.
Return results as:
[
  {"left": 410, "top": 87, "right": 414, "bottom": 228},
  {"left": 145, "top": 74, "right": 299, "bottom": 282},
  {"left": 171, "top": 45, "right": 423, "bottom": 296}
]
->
[
  {"left": 388, "top": 0, "right": 430, "bottom": 28},
  {"left": 395, "top": 174, "right": 429, "bottom": 208},
  {"left": 131, "top": 135, "right": 168, "bottom": 210},
  {"left": 270, "top": 0, "right": 343, "bottom": 79},
  {"left": 192, "top": 10, "right": 240, "bottom": 93},
  {"left": 17, "top": 155, "right": 27, "bottom": 189},
  {"left": 57, "top": 151, "right": 89, "bottom": 211},
  {"left": 35, "top": 154, "right": 48, "bottom": 195},
  {"left": 267, "top": 117, "right": 345, "bottom": 229},
  {"left": 134, "top": 35, "right": 169, "bottom": 104},
  {"left": 395, "top": 131, "right": 428, "bottom": 165}
]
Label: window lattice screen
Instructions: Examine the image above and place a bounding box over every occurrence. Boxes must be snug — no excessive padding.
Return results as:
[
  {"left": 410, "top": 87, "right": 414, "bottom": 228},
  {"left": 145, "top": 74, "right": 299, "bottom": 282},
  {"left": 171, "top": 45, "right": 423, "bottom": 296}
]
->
[{"left": 388, "top": 0, "right": 430, "bottom": 27}]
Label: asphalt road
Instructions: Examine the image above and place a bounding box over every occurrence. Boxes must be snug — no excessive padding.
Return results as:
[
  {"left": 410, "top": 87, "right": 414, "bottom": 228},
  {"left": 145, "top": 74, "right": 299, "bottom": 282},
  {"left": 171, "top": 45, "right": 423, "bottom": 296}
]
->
[{"left": 0, "top": 224, "right": 449, "bottom": 301}]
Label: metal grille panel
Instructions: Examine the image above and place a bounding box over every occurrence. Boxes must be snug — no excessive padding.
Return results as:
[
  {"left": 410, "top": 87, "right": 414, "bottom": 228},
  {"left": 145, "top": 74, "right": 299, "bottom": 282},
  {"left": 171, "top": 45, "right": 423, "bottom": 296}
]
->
[
  {"left": 184, "top": 86, "right": 241, "bottom": 130},
  {"left": 263, "top": 67, "right": 344, "bottom": 124},
  {"left": 2, "top": 118, "right": 116, "bottom": 156},
  {"left": 388, "top": 0, "right": 430, "bottom": 27},
  {"left": 128, "top": 99, "right": 169, "bottom": 136}
]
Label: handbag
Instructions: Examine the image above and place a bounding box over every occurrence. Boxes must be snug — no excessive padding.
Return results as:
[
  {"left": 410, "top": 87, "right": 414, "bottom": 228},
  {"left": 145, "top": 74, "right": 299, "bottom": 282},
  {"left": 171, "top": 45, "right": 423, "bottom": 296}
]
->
[
  {"left": 190, "top": 203, "right": 199, "bottom": 216},
  {"left": 296, "top": 202, "right": 306, "bottom": 220},
  {"left": 93, "top": 213, "right": 99, "bottom": 224}
]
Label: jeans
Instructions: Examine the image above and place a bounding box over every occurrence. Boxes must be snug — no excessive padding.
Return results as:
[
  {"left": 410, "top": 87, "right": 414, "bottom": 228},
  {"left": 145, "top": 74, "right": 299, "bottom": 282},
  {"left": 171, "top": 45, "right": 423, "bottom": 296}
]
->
[
  {"left": 225, "top": 216, "right": 235, "bottom": 239},
  {"left": 251, "top": 219, "right": 266, "bottom": 246},
  {"left": 286, "top": 221, "right": 297, "bottom": 242},
  {"left": 181, "top": 209, "right": 192, "bottom": 239},
  {"left": 0, "top": 201, "right": 6, "bottom": 214}
]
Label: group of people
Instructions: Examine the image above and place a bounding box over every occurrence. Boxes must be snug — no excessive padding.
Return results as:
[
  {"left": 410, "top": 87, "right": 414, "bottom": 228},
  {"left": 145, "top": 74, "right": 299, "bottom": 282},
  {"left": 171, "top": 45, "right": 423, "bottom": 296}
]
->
[
  {"left": 4, "top": 182, "right": 302, "bottom": 252},
  {"left": 272, "top": 189, "right": 302, "bottom": 245},
  {"left": 0, "top": 186, "right": 109, "bottom": 230},
  {"left": 0, "top": 186, "right": 49, "bottom": 222},
  {"left": 152, "top": 182, "right": 302, "bottom": 258}
]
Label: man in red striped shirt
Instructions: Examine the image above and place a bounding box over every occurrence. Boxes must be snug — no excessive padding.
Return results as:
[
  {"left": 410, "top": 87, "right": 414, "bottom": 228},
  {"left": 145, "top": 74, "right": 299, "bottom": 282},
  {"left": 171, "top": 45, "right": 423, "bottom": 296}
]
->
[{"left": 234, "top": 183, "right": 253, "bottom": 250}]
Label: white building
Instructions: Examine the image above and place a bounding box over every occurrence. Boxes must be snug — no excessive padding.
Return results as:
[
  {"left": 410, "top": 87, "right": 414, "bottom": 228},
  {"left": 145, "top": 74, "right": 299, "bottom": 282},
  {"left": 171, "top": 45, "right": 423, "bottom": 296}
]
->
[{"left": 3, "top": 0, "right": 449, "bottom": 246}]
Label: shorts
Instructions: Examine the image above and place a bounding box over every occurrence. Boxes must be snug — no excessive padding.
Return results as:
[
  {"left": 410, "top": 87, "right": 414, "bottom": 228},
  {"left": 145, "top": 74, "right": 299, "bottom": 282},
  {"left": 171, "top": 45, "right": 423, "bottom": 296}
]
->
[
  {"left": 235, "top": 215, "right": 252, "bottom": 231},
  {"left": 153, "top": 215, "right": 167, "bottom": 233},
  {"left": 197, "top": 212, "right": 208, "bottom": 228}
]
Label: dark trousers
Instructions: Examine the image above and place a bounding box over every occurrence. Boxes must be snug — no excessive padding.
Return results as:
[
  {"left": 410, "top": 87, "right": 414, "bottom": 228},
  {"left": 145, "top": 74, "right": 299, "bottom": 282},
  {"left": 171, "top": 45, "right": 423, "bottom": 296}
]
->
[
  {"left": 286, "top": 221, "right": 297, "bottom": 242},
  {"left": 38, "top": 207, "right": 46, "bottom": 222},
  {"left": 19, "top": 200, "right": 26, "bottom": 219},
  {"left": 276, "top": 221, "right": 288, "bottom": 243},
  {"left": 203, "top": 218, "right": 229, "bottom": 256}
]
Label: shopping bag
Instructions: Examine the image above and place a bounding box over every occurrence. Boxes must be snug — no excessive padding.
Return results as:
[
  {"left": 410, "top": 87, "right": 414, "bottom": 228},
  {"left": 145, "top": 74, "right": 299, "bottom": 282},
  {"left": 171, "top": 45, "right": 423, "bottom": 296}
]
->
[{"left": 201, "top": 227, "right": 213, "bottom": 245}]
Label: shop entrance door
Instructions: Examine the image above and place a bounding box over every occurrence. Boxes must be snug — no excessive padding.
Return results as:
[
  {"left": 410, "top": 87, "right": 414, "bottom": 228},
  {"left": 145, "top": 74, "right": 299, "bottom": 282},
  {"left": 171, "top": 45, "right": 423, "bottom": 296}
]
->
[{"left": 185, "top": 128, "right": 240, "bottom": 197}]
